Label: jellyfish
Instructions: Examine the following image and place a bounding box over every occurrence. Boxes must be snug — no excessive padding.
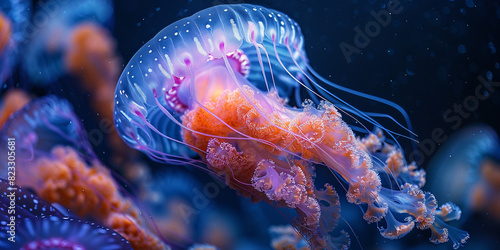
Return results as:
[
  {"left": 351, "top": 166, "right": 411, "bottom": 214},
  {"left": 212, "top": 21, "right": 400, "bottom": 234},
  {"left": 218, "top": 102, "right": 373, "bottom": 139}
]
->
[
  {"left": 0, "top": 11, "right": 12, "bottom": 82},
  {"left": 427, "top": 124, "right": 500, "bottom": 221},
  {"left": 0, "top": 89, "right": 30, "bottom": 129},
  {"left": 113, "top": 4, "right": 469, "bottom": 249},
  {"left": 22, "top": 0, "right": 114, "bottom": 85},
  {"left": 0, "top": 178, "right": 134, "bottom": 250},
  {"left": 23, "top": 0, "right": 133, "bottom": 166},
  {"left": 0, "top": 96, "right": 168, "bottom": 250},
  {"left": 0, "top": 0, "right": 31, "bottom": 83}
]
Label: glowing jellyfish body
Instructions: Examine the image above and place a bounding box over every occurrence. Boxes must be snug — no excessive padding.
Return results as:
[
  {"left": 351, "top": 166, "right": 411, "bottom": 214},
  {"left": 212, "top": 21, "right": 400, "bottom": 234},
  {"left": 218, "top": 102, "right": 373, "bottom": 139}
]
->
[
  {"left": 0, "top": 11, "right": 13, "bottom": 82},
  {"left": 0, "top": 0, "right": 31, "bottom": 83},
  {"left": 22, "top": 0, "right": 114, "bottom": 85},
  {"left": 0, "top": 96, "right": 168, "bottom": 250},
  {"left": 114, "top": 4, "right": 468, "bottom": 249},
  {"left": 0, "top": 0, "right": 31, "bottom": 43},
  {"left": 0, "top": 178, "right": 133, "bottom": 250},
  {"left": 427, "top": 124, "right": 500, "bottom": 221},
  {"left": 0, "top": 89, "right": 30, "bottom": 129},
  {"left": 22, "top": 0, "right": 128, "bottom": 165},
  {"left": 0, "top": 95, "right": 96, "bottom": 163}
]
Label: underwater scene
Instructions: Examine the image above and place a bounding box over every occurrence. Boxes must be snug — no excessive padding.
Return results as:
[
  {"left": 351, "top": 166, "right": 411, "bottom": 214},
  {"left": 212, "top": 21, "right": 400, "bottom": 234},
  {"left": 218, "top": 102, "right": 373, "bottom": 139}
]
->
[{"left": 0, "top": 0, "right": 499, "bottom": 249}]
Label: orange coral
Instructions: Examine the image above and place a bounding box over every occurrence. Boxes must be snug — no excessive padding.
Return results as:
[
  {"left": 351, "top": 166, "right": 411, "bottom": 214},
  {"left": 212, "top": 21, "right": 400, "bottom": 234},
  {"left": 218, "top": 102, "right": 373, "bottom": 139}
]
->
[
  {"left": 0, "top": 11, "right": 11, "bottom": 54},
  {"left": 106, "top": 213, "right": 166, "bottom": 250},
  {"left": 26, "top": 146, "right": 165, "bottom": 250},
  {"left": 0, "top": 89, "right": 30, "bottom": 129}
]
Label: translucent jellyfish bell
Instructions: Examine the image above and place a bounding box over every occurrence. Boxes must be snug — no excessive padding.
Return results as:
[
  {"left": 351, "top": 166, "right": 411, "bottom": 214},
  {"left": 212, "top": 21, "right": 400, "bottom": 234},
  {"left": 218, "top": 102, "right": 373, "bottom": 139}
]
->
[
  {"left": 22, "top": 0, "right": 114, "bottom": 85},
  {"left": 0, "top": 0, "right": 31, "bottom": 83},
  {"left": 427, "top": 124, "right": 500, "bottom": 220},
  {"left": 0, "top": 95, "right": 96, "bottom": 170},
  {"left": 0, "top": 89, "right": 30, "bottom": 129}
]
